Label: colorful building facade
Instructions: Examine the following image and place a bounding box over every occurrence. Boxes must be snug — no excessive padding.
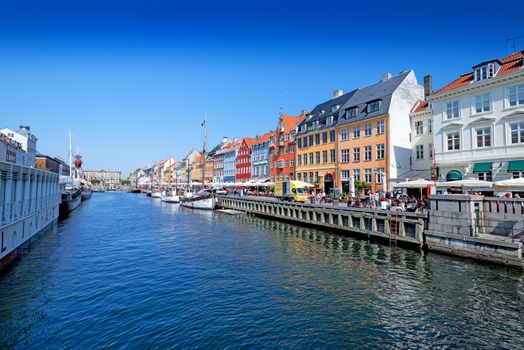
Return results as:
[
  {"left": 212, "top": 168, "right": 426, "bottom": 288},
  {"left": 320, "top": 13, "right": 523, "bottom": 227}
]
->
[
  {"left": 269, "top": 113, "right": 307, "bottom": 182},
  {"left": 251, "top": 132, "right": 273, "bottom": 180},
  {"left": 236, "top": 137, "right": 255, "bottom": 182}
]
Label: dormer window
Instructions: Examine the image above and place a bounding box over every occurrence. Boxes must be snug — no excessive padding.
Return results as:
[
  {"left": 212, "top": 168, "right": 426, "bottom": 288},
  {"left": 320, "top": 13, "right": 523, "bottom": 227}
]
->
[
  {"left": 367, "top": 100, "right": 380, "bottom": 113},
  {"left": 331, "top": 105, "right": 339, "bottom": 113},
  {"left": 326, "top": 116, "right": 334, "bottom": 125},
  {"left": 346, "top": 107, "right": 358, "bottom": 119},
  {"left": 475, "top": 63, "right": 497, "bottom": 81}
]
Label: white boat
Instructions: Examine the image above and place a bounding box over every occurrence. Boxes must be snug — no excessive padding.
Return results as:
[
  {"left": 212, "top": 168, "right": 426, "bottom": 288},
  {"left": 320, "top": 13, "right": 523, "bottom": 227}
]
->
[
  {"left": 151, "top": 191, "right": 162, "bottom": 198},
  {"left": 180, "top": 189, "right": 216, "bottom": 210},
  {"left": 0, "top": 126, "right": 61, "bottom": 272}
]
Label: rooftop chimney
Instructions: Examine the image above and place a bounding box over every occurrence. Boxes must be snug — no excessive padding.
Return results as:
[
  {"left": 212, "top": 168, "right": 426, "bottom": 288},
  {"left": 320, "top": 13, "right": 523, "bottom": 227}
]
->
[
  {"left": 18, "top": 125, "right": 30, "bottom": 136},
  {"left": 381, "top": 72, "right": 392, "bottom": 82},
  {"left": 222, "top": 136, "right": 228, "bottom": 144},
  {"left": 424, "top": 75, "right": 433, "bottom": 97},
  {"left": 333, "top": 89, "right": 343, "bottom": 98}
]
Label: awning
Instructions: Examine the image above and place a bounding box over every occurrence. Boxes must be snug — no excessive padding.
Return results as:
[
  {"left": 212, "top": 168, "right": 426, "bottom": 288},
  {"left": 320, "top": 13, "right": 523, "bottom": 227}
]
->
[
  {"left": 507, "top": 160, "right": 524, "bottom": 172},
  {"left": 446, "top": 170, "right": 462, "bottom": 181},
  {"left": 473, "top": 162, "right": 492, "bottom": 173}
]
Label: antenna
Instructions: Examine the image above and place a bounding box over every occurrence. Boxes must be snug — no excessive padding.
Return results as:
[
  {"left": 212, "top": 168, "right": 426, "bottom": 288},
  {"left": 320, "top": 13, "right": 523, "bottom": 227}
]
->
[{"left": 507, "top": 36, "right": 524, "bottom": 53}]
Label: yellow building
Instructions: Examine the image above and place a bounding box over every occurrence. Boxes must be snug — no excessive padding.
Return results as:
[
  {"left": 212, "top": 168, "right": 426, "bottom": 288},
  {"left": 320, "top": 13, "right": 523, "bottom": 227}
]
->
[{"left": 295, "top": 90, "right": 356, "bottom": 193}]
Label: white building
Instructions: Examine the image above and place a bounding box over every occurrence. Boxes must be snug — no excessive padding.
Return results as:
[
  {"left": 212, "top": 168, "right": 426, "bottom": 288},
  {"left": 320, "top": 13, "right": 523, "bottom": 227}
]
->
[
  {"left": 0, "top": 126, "right": 37, "bottom": 167},
  {"left": 429, "top": 51, "right": 524, "bottom": 182}
]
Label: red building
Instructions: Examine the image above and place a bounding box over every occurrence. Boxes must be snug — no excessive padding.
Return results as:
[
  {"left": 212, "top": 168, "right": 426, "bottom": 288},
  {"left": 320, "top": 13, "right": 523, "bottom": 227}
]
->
[
  {"left": 235, "top": 137, "right": 256, "bottom": 182},
  {"left": 270, "top": 113, "right": 307, "bottom": 181}
]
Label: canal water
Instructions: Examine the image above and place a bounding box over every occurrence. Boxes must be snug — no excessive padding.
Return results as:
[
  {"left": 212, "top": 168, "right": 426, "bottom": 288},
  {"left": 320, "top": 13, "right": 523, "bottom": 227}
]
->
[{"left": 1, "top": 193, "right": 523, "bottom": 349}]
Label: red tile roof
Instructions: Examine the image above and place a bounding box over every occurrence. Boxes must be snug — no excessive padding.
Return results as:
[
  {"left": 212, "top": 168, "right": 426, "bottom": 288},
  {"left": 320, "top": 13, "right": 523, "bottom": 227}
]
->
[
  {"left": 411, "top": 100, "right": 429, "bottom": 113},
  {"left": 280, "top": 113, "right": 307, "bottom": 131},
  {"left": 254, "top": 131, "right": 273, "bottom": 144},
  {"left": 241, "top": 137, "right": 256, "bottom": 148},
  {"left": 434, "top": 51, "right": 523, "bottom": 95}
]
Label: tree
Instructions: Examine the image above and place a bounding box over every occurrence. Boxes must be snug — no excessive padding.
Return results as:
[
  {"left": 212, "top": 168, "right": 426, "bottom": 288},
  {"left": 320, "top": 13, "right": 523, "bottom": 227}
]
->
[
  {"left": 355, "top": 180, "right": 367, "bottom": 195},
  {"left": 121, "top": 180, "right": 131, "bottom": 185}
]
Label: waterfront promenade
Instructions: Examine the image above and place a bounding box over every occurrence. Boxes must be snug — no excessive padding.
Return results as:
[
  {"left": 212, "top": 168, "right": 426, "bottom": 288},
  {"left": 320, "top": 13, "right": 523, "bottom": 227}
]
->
[{"left": 1, "top": 192, "right": 523, "bottom": 349}]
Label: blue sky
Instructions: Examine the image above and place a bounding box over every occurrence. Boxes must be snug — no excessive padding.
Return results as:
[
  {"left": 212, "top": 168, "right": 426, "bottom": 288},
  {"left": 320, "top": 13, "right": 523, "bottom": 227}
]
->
[{"left": 1, "top": 0, "right": 523, "bottom": 175}]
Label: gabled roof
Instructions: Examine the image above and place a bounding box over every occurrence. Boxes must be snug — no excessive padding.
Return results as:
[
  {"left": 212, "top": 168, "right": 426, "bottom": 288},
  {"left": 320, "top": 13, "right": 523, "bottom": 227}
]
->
[
  {"left": 337, "top": 70, "right": 413, "bottom": 126},
  {"left": 301, "top": 90, "right": 357, "bottom": 127},
  {"left": 411, "top": 100, "right": 430, "bottom": 113},
  {"left": 253, "top": 131, "right": 273, "bottom": 144},
  {"left": 239, "top": 137, "right": 256, "bottom": 149},
  {"left": 279, "top": 113, "right": 307, "bottom": 131},
  {"left": 434, "top": 51, "right": 524, "bottom": 95}
]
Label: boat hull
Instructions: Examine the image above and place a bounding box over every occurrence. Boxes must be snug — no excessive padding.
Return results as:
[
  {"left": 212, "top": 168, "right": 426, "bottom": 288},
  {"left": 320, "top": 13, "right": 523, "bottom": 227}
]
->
[
  {"left": 180, "top": 197, "right": 216, "bottom": 210},
  {"left": 161, "top": 195, "right": 180, "bottom": 203},
  {"left": 59, "top": 195, "right": 81, "bottom": 219},
  {"left": 81, "top": 190, "right": 92, "bottom": 200},
  {"left": 151, "top": 192, "right": 162, "bottom": 198}
]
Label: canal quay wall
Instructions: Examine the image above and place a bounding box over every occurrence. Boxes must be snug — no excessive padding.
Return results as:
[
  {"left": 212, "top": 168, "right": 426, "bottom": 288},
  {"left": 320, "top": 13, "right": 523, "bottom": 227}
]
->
[
  {"left": 217, "top": 195, "right": 524, "bottom": 268},
  {"left": 217, "top": 196, "right": 427, "bottom": 246}
]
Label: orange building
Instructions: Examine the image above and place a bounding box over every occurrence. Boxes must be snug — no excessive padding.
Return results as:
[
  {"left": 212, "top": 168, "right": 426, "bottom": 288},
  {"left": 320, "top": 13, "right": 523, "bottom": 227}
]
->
[
  {"left": 295, "top": 90, "right": 356, "bottom": 193},
  {"left": 190, "top": 153, "right": 213, "bottom": 184},
  {"left": 336, "top": 71, "right": 423, "bottom": 195},
  {"left": 269, "top": 112, "right": 307, "bottom": 181}
]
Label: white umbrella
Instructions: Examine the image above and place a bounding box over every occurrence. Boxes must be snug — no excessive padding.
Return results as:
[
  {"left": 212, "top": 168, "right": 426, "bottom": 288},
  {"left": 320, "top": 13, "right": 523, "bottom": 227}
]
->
[
  {"left": 437, "top": 178, "right": 493, "bottom": 188},
  {"left": 395, "top": 179, "right": 434, "bottom": 189},
  {"left": 293, "top": 180, "right": 314, "bottom": 188},
  {"left": 494, "top": 177, "right": 524, "bottom": 189}
]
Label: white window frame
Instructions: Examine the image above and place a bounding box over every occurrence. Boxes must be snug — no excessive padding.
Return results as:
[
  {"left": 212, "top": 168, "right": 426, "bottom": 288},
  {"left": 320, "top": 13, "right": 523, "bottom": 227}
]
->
[
  {"left": 508, "top": 84, "right": 524, "bottom": 107},
  {"left": 376, "top": 120, "right": 385, "bottom": 134},
  {"left": 474, "top": 92, "right": 491, "bottom": 114},
  {"left": 416, "top": 145, "right": 424, "bottom": 159},
  {"left": 446, "top": 100, "right": 459, "bottom": 119},
  {"left": 364, "top": 146, "right": 372, "bottom": 161},
  {"left": 476, "top": 127, "right": 491, "bottom": 148},
  {"left": 447, "top": 131, "right": 460, "bottom": 151},
  {"left": 364, "top": 169, "right": 372, "bottom": 183},
  {"left": 340, "top": 128, "right": 349, "bottom": 141},
  {"left": 376, "top": 144, "right": 384, "bottom": 160},
  {"left": 364, "top": 123, "right": 372, "bottom": 137},
  {"left": 510, "top": 121, "right": 524, "bottom": 144},
  {"left": 415, "top": 120, "right": 423, "bottom": 135}
]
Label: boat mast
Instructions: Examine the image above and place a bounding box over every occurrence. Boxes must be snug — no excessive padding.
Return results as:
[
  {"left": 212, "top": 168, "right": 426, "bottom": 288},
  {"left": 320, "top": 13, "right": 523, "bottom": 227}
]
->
[
  {"left": 68, "top": 130, "right": 72, "bottom": 178},
  {"left": 201, "top": 115, "right": 207, "bottom": 190}
]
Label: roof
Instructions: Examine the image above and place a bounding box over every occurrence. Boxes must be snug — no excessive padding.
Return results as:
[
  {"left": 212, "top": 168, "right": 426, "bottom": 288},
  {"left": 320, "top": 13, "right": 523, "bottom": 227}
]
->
[
  {"left": 411, "top": 100, "right": 430, "bottom": 113},
  {"left": 239, "top": 137, "right": 256, "bottom": 149},
  {"left": 253, "top": 131, "right": 273, "bottom": 145},
  {"left": 279, "top": 113, "right": 307, "bottom": 131},
  {"left": 434, "top": 51, "right": 524, "bottom": 95},
  {"left": 298, "top": 90, "right": 357, "bottom": 131},
  {"left": 337, "top": 70, "right": 413, "bottom": 126}
]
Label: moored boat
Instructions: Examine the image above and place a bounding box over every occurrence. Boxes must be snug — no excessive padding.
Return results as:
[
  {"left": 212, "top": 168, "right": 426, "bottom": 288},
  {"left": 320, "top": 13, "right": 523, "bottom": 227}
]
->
[{"left": 180, "top": 189, "right": 216, "bottom": 210}]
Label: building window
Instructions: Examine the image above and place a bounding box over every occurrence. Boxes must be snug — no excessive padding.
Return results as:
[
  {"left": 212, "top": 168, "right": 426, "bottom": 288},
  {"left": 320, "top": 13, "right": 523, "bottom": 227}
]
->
[
  {"left": 353, "top": 126, "right": 360, "bottom": 138},
  {"left": 415, "top": 120, "right": 423, "bottom": 135},
  {"left": 340, "top": 128, "right": 349, "bottom": 141},
  {"left": 446, "top": 100, "right": 459, "bottom": 119},
  {"left": 447, "top": 131, "right": 460, "bottom": 150},
  {"left": 477, "top": 172, "right": 492, "bottom": 181},
  {"left": 429, "top": 143, "right": 433, "bottom": 159},
  {"left": 330, "top": 149, "right": 336, "bottom": 163},
  {"left": 474, "top": 93, "right": 491, "bottom": 114},
  {"left": 353, "top": 169, "right": 360, "bottom": 181},
  {"left": 309, "top": 135, "right": 313, "bottom": 146},
  {"left": 365, "top": 169, "right": 372, "bottom": 183},
  {"left": 367, "top": 100, "right": 380, "bottom": 113},
  {"left": 322, "top": 132, "right": 327, "bottom": 144},
  {"left": 364, "top": 146, "right": 372, "bottom": 161},
  {"left": 315, "top": 151, "right": 320, "bottom": 164},
  {"left": 309, "top": 172, "right": 314, "bottom": 183},
  {"left": 376, "top": 168, "right": 384, "bottom": 184},
  {"left": 341, "top": 170, "right": 349, "bottom": 179},
  {"left": 297, "top": 173, "right": 302, "bottom": 181},
  {"left": 329, "top": 130, "right": 335, "bottom": 142},
  {"left": 376, "top": 144, "right": 384, "bottom": 160},
  {"left": 309, "top": 153, "right": 314, "bottom": 164},
  {"left": 416, "top": 145, "right": 424, "bottom": 159},
  {"left": 428, "top": 119, "right": 432, "bottom": 133},
  {"left": 508, "top": 84, "right": 524, "bottom": 107},
  {"left": 377, "top": 120, "right": 385, "bottom": 134},
  {"left": 476, "top": 127, "right": 491, "bottom": 147},
  {"left": 475, "top": 66, "right": 488, "bottom": 81},
  {"left": 513, "top": 171, "right": 524, "bottom": 179},
  {"left": 364, "top": 123, "right": 372, "bottom": 136},
  {"left": 297, "top": 156, "right": 302, "bottom": 166},
  {"left": 322, "top": 150, "right": 327, "bottom": 163},
  {"left": 315, "top": 133, "right": 320, "bottom": 145},
  {"left": 290, "top": 159, "right": 294, "bottom": 167},
  {"left": 346, "top": 107, "right": 358, "bottom": 118},
  {"left": 285, "top": 160, "right": 289, "bottom": 168},
  {"left": 303, "top": 137, "right": 308, "bottom": 148},
  {"left": 511, "top": 122, "right": 524, "bottom": 144},
  {"left": 341, "top": 149, "right": 350, "bottom": 163},
  {"left": 353, "top": 147, "right": 360, "bottom": 162},
  {"left": 303, "top": 154, "right": 308, "bottom": 165}
]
